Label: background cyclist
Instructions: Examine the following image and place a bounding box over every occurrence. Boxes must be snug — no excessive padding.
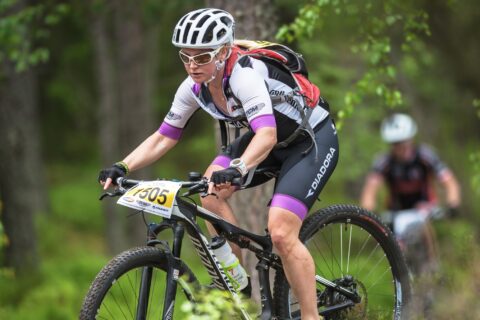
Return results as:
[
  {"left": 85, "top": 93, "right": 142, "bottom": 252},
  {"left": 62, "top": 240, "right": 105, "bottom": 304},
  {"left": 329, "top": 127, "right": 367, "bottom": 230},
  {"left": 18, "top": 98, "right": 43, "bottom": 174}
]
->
[
  {"left": 360, "top": 113, "right": 461, "bottom": 265},
  {"left": 98, "top": 8, "right": 338, "bottom": 320},
  {"left": 360, "top": 113, "right": 461, "bottom": 215}
]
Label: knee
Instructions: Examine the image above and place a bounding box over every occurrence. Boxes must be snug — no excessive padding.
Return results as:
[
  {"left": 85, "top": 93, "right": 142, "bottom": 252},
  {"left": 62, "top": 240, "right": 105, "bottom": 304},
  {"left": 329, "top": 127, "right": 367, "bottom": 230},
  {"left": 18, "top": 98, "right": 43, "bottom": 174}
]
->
[{"left": 270, "top": 227, "right": 297, "bottom": 257}]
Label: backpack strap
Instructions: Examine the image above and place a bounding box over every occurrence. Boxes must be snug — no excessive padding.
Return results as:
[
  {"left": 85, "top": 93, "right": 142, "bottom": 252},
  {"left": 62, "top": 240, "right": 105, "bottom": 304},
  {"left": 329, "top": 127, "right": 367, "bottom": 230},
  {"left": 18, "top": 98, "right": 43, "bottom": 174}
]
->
[
  {"left": 225, "top": 45, "right": 244, "bottom": 77},
  {"left": 274, "top": 106, "right": 319, "bottom": 161}
]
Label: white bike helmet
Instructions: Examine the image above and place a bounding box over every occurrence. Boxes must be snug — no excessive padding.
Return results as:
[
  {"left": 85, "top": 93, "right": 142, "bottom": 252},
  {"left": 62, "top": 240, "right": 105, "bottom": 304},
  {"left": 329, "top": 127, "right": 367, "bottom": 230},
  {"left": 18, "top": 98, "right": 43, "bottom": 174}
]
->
[
  {"left": 172, "top": 8, "right": 235, "bottom": 49},
  {"left": 380, "top": 113, "right": 418, "bottom": 143}
]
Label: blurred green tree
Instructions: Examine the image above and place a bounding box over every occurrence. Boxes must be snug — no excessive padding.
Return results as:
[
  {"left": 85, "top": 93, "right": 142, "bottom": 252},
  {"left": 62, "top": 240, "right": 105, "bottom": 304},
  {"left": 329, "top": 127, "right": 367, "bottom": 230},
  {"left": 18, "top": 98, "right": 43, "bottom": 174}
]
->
[{"left": 0, "top": 0, "right": 67, "bottom": 274}]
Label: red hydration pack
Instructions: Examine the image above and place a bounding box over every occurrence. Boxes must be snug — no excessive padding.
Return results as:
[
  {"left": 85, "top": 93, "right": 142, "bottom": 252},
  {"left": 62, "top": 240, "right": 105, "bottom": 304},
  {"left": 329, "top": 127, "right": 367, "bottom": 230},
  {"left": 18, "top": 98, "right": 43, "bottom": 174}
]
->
[{"left": 225, "top": 40, "right": 321, "bottom": 108}]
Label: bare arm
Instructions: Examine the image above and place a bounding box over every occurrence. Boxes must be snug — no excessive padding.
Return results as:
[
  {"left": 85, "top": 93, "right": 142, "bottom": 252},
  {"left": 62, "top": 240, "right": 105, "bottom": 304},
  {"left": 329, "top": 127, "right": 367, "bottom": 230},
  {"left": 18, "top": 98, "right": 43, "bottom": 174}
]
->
[
  {"left": 360, "top": 172, "right": 384, "bottom": 211},
  {"left": 240, "top": 126, "right": 277, "bottom": 170},
  {"left": 103, "top": 131, "right": 178, "bottom": 189},
  {"left": 440, "top": 170, "right": 461, "bottom": 208},
  {"left": 123, "top": 131, "right": 178, "bottom": 171}
]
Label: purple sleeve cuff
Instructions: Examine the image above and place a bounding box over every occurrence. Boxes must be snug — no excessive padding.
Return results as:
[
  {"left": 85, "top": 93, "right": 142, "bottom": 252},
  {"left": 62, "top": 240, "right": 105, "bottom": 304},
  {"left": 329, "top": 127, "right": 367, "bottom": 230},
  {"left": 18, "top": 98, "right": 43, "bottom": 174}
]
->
[
  {"left": 158, "top": 122, "right": 183, "bottom": 140},
  {"left": 249, "top": 115, "right": 276, "bottom": 132},
  {"left": 211, "top": 155, "right": 231, "bottom": 168},
  {"left": 270, "top": 193, "right": 308, "bottom": 220}
]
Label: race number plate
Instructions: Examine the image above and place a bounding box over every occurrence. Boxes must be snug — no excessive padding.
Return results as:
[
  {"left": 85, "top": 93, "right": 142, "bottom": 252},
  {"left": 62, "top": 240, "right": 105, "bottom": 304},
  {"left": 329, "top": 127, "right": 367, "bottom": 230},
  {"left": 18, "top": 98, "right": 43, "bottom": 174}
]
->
[{"left": 117, "top": 180, "right": 182, "bottom": 218}]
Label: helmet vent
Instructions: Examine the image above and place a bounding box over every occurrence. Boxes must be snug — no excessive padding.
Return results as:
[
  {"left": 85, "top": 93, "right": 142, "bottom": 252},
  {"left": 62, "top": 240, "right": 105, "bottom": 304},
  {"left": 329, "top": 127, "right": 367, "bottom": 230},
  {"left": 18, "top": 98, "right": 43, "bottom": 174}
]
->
[
  {"left": 220, "top": 16, "right": 231, "bottom": 26},
  {"left": 203, "top": 21, "right": 217, "bottom": 43},
  {"left": 216, "top": 29, "right": 226, "bottom": 40},
  {"left": 196, "top": 14, "right": 209, "bottom": 28},
  {"left": 183, "top": 22, "right": 192, "bottom": 44},
  {"left": 174, "top": 29, "right": 180, "bottom": 43},
  {"left": 191, "top": 30, "right": 199, "bottom": 44},
  {"left": 178, "top": 14, "right": 188, "bottom": 27},
  {"left": 190, "top": 9, "right": 206, "bottom": 20}
]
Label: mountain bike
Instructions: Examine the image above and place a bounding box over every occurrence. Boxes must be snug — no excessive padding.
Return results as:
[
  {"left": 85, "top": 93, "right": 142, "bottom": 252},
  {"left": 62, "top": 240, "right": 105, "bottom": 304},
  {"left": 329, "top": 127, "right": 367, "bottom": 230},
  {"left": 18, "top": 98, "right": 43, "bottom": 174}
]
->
[
  {"left": 80, "top": 169, "right": 411, "bottom": 319},
  {"left": 381, "top": 207, "right": 446, "bottom": 276},
  {"left": 381, "top": 206, "right": 447, "bottom": 316}
]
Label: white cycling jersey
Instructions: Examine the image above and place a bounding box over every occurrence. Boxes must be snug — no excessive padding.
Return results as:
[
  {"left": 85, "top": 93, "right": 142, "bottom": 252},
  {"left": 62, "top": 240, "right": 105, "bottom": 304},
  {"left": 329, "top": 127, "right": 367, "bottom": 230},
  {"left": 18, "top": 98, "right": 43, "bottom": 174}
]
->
[{"left": 159, "top": 56, "right": 329, "bottom": 140}]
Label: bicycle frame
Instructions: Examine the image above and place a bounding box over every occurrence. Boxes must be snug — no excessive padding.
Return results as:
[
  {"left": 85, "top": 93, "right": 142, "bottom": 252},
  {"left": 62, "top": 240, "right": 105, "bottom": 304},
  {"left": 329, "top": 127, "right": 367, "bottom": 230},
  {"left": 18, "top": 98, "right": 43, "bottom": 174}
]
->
[
  {"left": 141, "top": 196, "right": 280, "bottom": 320},
  {"left": 114, "top": 178, "right": 361, "bottom": 319}
]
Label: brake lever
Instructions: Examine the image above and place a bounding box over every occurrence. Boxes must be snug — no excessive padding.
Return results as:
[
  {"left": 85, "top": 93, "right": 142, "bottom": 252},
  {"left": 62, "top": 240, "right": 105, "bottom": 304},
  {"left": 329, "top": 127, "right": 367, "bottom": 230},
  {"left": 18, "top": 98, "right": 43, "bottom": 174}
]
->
[
  {"left": 99, "top": 189, "right": 124, "bottom": 201},
  {"left": 200, "top": 191, "right": 218, "bottom": 199}
]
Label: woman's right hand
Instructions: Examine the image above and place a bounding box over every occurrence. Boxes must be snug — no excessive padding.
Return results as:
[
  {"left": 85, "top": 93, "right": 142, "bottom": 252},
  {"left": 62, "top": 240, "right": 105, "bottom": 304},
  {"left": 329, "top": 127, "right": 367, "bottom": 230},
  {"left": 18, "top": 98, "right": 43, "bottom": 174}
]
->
[{"left": 98, "top": 163, "right": 127, "bottom": 190}]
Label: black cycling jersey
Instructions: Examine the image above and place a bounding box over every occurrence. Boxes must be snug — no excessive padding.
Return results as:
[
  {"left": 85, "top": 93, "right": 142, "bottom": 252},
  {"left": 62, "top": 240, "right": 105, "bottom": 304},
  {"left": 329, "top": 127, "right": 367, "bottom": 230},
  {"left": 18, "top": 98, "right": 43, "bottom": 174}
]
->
[{"left": 371, "top": 144, "right": 450, "bottom": 210}]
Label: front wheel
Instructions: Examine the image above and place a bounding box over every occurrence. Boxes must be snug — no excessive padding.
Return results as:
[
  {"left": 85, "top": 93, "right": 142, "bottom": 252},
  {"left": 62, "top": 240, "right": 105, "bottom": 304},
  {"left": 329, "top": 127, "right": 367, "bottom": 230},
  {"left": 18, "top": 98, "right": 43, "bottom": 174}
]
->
[
  {"left": 273, "top": 205, "right": 411, "bottom": 319},
  {"left": 80, "top": 246, "right": 198, "bottom": 320}
]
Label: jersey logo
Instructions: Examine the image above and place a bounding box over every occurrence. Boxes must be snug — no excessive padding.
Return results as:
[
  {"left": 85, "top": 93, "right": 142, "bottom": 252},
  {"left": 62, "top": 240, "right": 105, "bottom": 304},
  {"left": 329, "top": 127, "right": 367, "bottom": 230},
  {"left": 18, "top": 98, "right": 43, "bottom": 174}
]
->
[
  {"left": 166, "top": 111, "right": 182, "bottom": 121},
  {"left": 245, "top": 103, "right": 265, "bottom": 117}
]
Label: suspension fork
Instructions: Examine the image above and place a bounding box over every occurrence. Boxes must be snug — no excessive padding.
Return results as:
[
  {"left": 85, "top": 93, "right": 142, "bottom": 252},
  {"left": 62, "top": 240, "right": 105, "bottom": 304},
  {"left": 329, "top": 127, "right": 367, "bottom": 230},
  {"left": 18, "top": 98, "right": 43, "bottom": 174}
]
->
[
  {"left": 135, "top": 221, "right": 185, "bottom": 319},
  {"left": 135, "top": 222, "right": 165, "bottom": 319},
  {"left": 162, "top": 222, "right": 185, "bottom": 319}
]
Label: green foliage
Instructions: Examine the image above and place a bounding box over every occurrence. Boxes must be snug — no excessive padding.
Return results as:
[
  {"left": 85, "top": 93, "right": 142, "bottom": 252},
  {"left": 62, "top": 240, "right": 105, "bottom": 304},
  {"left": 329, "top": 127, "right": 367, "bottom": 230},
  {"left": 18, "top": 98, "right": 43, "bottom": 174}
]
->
[
  {"left": 471, "top": 99, "right": 480, "bottom": 194},
  {"left": 47, "top": 163, "right": 103, "bottom": 232},
  {"left": 276, "top": 0, "right": 430, "bottom": 128},
  {"left": 432, "top": 219, "right": 480, "bottom": 317},
  {"left": 0, "top": 0, "right": 68, "bottom": 72},
  {"left": 0, "top": 162, "right": 108, "bottom": 319},
  {"left": 181, "top": 288, "right": 257, "bottom": 320}
]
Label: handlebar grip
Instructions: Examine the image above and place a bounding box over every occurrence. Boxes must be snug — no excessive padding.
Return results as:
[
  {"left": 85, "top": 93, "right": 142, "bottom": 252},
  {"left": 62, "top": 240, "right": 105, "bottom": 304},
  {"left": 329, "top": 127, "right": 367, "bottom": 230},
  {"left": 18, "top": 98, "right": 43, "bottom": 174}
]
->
[{"left": 231, "top": 177, "right": 243, "bottom": 186}]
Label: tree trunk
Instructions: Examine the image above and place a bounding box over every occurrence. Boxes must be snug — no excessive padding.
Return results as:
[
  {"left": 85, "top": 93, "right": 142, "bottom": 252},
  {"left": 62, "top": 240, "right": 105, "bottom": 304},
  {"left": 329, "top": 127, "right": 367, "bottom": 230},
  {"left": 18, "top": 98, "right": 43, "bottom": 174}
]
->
[
  {"left": 91, "top": 1, "right": 156, "bottom": 251},
  {"left": 90, "top": 2, "right": 126, "bottom": 253},
  {"left": 206, "top": 0, "right": 278, "bottom": 303},
  {"left": 0, "top": 60, "right": 40, "bottom": 274},
  {"left": 113, "top": 1, "right": 154, "bottom": 246}
]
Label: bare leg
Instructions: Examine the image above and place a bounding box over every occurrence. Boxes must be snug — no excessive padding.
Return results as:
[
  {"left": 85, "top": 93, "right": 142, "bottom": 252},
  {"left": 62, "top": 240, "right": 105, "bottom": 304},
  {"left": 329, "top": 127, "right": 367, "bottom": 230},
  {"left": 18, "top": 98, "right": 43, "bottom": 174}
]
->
[
  {"left": 200, "top": 164, "right": 242, "bottom": 260},
  {"left": 419, "top": 223, "right": 439, "bottom": 274},
  {"left": 268, "top": 207, "right": 321, "bottom": 320}
]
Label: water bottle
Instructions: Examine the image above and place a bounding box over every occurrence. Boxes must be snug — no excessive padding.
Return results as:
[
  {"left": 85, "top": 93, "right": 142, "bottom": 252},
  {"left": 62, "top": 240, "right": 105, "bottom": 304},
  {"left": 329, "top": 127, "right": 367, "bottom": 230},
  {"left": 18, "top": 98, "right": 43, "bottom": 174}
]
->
[{"left": 211, "top": 236, "right": 249, "bottom": 291}]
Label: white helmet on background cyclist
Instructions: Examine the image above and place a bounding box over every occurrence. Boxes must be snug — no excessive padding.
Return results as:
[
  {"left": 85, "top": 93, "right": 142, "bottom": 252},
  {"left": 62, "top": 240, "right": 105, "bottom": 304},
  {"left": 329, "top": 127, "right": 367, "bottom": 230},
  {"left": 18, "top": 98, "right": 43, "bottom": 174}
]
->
[
  {"left": 172, "top": 8, "right": 235, "bottom": 49},
  {"left": 381, "top": 113, "right": 418, "bottom": 143}
]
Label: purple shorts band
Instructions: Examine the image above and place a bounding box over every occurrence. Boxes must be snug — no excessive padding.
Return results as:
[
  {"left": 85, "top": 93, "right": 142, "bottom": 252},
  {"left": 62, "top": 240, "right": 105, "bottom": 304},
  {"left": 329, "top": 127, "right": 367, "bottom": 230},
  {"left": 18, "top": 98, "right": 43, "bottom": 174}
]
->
[
  {"left": 211, "top": 155, "right": 231, "bottom": 168},
  {"left": 158, "top": 122, "right": 183, "bottom": 140},
  {"left": 270, "top": 193, "right": 308, "bottom": 220},
  {"left": 250, "top": 115, "right": 276, "bottom": 132}
]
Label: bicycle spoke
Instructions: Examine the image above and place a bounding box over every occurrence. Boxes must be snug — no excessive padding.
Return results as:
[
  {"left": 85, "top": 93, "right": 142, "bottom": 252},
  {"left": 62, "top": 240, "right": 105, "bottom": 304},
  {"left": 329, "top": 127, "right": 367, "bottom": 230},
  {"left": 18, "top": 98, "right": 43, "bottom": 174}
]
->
[
  {"left": 346, "top": 223, "right": 352, "bottom": 274},
  {"left": 119, "top": 274, "right": 134, "bottom": 317},
  {"left": 340, "top": 223, "right": 343, "bottom": 276}
]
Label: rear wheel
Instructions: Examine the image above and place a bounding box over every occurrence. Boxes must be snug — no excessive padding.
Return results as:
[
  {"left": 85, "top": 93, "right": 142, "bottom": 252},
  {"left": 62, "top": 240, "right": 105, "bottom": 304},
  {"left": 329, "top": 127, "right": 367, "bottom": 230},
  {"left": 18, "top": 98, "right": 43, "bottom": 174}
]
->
[
  {"left": 80, "top": 246, "right": 198, "bottom": 320},
  {"left": 273, "top": 205, "right": 411, "bottom": 319}
]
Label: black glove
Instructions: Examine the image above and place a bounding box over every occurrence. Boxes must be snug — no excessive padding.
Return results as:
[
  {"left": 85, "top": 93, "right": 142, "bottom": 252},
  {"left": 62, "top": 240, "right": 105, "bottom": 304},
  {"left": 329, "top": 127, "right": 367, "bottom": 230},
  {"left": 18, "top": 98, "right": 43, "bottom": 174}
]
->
[
  {"left": 211, "top": 167, "right": 242, "bottom": 185},
  {"left": 446, "top": 206, "right": 459, "bottom": 219},
  {"left": 98, "top": 163, "right": 127, "bottom": 185}
]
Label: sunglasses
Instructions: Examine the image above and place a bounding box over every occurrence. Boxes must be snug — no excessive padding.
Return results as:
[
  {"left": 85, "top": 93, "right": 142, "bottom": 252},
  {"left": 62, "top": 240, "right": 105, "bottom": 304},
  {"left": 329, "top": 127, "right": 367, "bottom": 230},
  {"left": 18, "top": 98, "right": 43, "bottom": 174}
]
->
[{"left": 179, "top": 47, "right": 223, "bottom": 66}]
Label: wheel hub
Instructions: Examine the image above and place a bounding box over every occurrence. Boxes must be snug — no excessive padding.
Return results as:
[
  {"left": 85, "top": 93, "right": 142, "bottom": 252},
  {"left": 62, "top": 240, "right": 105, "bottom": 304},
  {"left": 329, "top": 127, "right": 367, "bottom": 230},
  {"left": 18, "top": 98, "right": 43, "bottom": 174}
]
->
[{"left": 318, "top": 276, "right": 367, "bottom": 320}]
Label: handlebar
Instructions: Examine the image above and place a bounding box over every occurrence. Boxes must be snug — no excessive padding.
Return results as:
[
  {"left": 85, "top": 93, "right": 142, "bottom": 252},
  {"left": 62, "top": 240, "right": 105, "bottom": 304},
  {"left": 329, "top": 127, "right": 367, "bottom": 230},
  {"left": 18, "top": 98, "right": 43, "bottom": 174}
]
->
[
  {"left": 100, "top": 166, "right": 280, "bottom": 200},
  {"left": 117, "top": 177, "right": 210, "bottom": 193},
  {"left": 100, "top": 176, "right": 213, "bottom": 201}
]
